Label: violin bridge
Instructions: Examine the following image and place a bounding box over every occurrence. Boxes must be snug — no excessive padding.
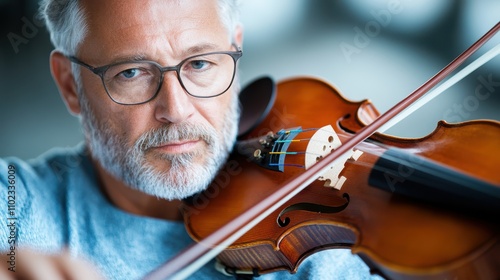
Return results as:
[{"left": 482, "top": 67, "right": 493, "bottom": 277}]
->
[{"left": 304, "top": 125, "right": 363, "bottom": 190}]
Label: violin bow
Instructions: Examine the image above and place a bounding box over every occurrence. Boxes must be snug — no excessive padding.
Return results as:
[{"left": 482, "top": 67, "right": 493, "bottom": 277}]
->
[{"left": 144, "top": 21, "right": 500, "bottom": 280}]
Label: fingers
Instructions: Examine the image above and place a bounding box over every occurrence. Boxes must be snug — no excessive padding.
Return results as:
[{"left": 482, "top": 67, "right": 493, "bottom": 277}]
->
[
  {"left": 54, "top": 251, "right": 104, "bottom": 280},
  {"left": 0, "top": 249, "right": 104, "bottom": 280},
  {"left": 18, "top": 250, "right": 67, "bottom": 280}
]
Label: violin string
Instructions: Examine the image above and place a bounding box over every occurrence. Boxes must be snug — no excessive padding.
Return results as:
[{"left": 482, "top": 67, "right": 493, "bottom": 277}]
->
[
  {"left": 268, "top": 150, "right": 332, "bottom": 157},
  {"left": 274, "top": 137, "right": 332, "bottom": 145},
  {"left": 268, "top": 151, "right": 305, "bottom": 155},
  {"left": 274, "top": 138, "right": 311, "bottom": 143}
]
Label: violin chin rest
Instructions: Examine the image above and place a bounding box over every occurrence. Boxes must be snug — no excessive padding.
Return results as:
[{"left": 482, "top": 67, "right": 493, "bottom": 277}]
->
[{"left": 237, "top": 76, "right": 276, "bottom": 139}]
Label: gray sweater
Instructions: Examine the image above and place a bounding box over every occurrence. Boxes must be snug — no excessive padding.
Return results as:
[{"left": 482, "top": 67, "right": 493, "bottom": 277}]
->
[{"left": 0, "top": 144, "right": 379, "bottom": 279}]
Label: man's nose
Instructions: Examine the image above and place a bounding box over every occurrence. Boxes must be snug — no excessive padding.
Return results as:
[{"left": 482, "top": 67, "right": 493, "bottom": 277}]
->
[{"left": 153, "top": 72, "right": 195, "bottom": 124}]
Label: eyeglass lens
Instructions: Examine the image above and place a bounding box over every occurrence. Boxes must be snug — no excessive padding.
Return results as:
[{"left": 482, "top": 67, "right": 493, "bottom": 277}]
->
[{"left": 102, "top": 53, "right": 236, "bottom": 104}]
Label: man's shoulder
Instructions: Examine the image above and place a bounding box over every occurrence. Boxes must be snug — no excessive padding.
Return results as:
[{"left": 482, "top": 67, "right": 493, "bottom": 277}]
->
[
  {"left": 30, "top": 144, "right": 93, "bottom": 184},
  {"left": 0, "top": 143, "right": 96, "bottom": 210},
  {"left": 0, "top": 144, "right": 96, "bottom": 252},
  {"left": 0, "top": 143, "right": 92, "bottom": 188}
]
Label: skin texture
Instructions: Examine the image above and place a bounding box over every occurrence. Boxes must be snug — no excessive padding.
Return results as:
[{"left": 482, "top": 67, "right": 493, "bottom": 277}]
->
[{"left": 0, "top": 0, "right": 242, "bottom": 278}]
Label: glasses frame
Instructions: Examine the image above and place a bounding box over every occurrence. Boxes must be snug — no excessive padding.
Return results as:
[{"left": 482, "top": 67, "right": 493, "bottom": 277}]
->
[{"left": 68, "top": 45, "right": 242, "bottom": 105}]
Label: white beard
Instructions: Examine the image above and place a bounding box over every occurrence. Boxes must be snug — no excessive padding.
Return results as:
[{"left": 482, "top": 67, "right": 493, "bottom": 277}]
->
[{"left": 78, "top": 87, "right": 240, "bottom": 200}]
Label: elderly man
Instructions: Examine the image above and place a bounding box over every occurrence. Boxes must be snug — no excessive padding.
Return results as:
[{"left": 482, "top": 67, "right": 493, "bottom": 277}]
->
[{"left": 0, "top": 0, "right": 378, "bottom": 279}]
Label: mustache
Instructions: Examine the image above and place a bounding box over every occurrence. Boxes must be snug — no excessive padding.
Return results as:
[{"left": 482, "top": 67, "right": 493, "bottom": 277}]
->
[{"left": 135, "top": 122, "right": 216, "bottom": 151}]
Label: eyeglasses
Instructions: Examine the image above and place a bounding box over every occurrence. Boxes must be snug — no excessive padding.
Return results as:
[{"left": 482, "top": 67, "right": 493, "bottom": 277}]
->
[{"left": 68, "top": 46, "right": 242, "bottom": 105}]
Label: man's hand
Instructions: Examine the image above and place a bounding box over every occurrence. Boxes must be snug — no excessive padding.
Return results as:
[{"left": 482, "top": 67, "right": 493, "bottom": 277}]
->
[{"left": 0, "top": 249, "right": 104, "bottom": 280}]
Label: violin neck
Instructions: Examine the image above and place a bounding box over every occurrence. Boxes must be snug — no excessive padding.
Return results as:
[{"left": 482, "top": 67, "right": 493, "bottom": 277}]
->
[{"left": 368, "top": 148, "right": 500, "bottom": 216}]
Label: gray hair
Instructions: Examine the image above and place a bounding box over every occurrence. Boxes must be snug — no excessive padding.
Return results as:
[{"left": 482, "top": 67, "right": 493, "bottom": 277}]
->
[
  {"left": 39, "top": 0, "right": 87, "bottom": 56},
  {"left": 40, "top": 0, "right": 241, "bottom": 57}
]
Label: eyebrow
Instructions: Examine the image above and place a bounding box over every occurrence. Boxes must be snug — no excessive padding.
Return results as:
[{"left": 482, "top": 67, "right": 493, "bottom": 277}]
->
[
  {"left": 184, "top": 43, "right": 222, "bottom": 56},
  {"left": 104, "top": 43, "right": 226, "bottom": 66},
  {"left": 103, "top": 54, "right": 149, "bottom": 65}
]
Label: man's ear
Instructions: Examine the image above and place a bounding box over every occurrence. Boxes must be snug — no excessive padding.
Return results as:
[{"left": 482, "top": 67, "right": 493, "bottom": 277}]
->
[
  {"left": 50, "top": 51, "right": 81, "bottom": 116},
  {"left": 234, "top": 24, "right": 243, "bottom": 48}
]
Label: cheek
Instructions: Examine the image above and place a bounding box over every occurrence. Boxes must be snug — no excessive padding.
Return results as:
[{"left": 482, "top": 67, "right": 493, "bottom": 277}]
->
[
  {"left": 198, "top": 94, "right": 234, "bottom": 130},
  {"left": 83, "top": 85, "right": 155, "bottom": 147}
]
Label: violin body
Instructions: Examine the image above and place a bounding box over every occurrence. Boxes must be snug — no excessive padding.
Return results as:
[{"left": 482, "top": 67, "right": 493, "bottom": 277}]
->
[{"left": 182, "top": 77, "right": 500, "bottom": 279}]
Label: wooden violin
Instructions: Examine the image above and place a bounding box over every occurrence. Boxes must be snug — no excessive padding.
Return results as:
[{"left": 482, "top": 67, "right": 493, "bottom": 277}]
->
[
  {"left": 144, "top": 22, "right": 500, "bottom": 280},
  {"left": 183, "top": 76, "right": 500, "bottom": 279}
]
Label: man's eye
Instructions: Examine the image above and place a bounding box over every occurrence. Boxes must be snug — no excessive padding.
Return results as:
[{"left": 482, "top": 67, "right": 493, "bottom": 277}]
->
[
  {"left": 189, "top": 60, "right": 210, "bottom": 70},
  {"left": 119, "top": 68, "right": 140, "bottom": 79}
]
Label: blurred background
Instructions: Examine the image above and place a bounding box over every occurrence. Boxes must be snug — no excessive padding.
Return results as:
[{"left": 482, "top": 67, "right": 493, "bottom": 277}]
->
[{"left": 1, "top": 0, "right": 499, "bottom": 159}]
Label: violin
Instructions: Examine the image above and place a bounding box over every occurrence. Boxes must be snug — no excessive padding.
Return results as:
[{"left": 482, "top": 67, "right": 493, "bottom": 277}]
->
[
  {"left": 184, "top": 76, "right": 500, "bottom": 279},
  {"left": 144, "top": 22, "right": 500, "bottom": 280}
]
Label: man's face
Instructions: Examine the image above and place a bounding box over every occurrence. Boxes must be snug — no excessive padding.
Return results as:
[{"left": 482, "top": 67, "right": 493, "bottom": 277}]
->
[{"left": 76, "top": 0, "right": 240, "bottom": 200}]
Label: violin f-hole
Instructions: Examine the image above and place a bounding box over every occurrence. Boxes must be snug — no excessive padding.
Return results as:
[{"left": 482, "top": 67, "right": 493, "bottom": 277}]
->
[{"left": 276, "top": 193, "right": 351, "bottom": 227}]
